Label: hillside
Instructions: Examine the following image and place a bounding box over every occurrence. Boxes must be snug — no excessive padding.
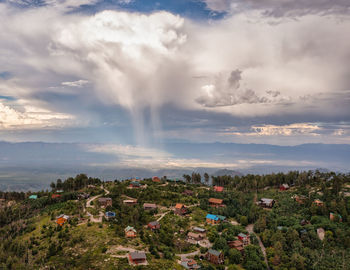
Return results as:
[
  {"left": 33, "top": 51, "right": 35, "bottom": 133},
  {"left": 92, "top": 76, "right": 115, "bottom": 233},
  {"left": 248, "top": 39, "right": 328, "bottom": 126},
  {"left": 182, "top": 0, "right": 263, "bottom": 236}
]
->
[{"left": 0, "top": 171, "right": 350, "bottom": 269}]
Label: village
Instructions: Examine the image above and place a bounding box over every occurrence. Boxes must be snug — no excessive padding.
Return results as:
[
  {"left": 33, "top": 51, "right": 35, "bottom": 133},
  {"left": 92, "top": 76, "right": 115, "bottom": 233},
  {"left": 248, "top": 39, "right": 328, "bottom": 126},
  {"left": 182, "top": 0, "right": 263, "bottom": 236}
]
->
[{"left": 1, "top": 171, "right": 349, "bottom": 269}]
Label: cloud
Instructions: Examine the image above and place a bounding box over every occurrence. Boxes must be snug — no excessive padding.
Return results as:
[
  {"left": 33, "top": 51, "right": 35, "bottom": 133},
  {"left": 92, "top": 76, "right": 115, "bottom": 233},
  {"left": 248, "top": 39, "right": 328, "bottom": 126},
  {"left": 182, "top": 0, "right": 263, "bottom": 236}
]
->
[
  {"left": 0, "top": 101, "right": 74, "bottom": 129},
  {"left": 202, "top": 0, "right": 350, "bottom": 17},
  {"left": 61, "top": 79, "right": 89, "bottom": 87}
]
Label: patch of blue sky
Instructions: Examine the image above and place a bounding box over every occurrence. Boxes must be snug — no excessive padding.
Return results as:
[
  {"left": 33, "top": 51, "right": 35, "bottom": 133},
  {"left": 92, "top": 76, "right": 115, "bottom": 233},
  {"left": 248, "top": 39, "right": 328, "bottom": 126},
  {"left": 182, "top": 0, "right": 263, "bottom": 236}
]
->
[
  {"left": 0, "top": 71, "right": 12, "bottom": 80},
  {"left": 73, "top": 0, "right": 226, "bottom": 20},
  {"left": 0, "top": 95, "right": 16, "bottom": 101}
]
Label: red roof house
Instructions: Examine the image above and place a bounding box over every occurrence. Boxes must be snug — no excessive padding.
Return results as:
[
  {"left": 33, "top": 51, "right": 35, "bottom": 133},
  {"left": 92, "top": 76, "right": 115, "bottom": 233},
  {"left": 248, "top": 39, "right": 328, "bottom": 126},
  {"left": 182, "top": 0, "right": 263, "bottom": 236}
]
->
[{"left": 213, "top": 186, "right": 224, "bottom": 192}]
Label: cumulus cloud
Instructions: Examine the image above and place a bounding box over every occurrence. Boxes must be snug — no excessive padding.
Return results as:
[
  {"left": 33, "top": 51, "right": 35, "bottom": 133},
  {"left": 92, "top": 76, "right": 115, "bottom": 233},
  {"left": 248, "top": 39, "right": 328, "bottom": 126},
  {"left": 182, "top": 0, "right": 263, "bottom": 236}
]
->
[{"left": 0, "top": 3, "right": 349, "bottom": 145}]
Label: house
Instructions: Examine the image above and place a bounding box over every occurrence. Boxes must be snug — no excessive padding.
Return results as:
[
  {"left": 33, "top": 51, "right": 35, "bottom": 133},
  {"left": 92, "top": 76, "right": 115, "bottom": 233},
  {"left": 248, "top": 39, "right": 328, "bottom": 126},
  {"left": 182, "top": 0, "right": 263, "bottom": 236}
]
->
[
  {"left": 129, "top": 181, "right": 141, "bottom": 188},
  {"left": 78, "top": 193, "right": 90, "bottom": 200},
  {"left": 56, "top": 214, "right": 69, "bottom": 226},
  {"left": 125, "top": 226, "right": 137, "bottom": 238},
  {"left": 152, "top": 176, "right": 161, "bottom": 183},
  {"left": 193, "top": 227, "right": 206, "bottom": 237},
  {"left": 148, "top": 221, "right": 160, "bottom": 230},
  {"left": 29, "top": 195, "right": 38, "bottom": 199},
  {"left": 279, "top": 184, "right": 290, "bottom": 191},
  {"left": 98, "top": 197, "right": 112, "bottom": 208},
  {"left": 237, "top": 233, "right": 250, "bottom": 245},
  {"left": 187, "top": 232, "right": 203, "bottom": 242},
  {"left": 51, "top": 194, "right": 61, "bottom": 199},
  {"left": 213, "top": 186, "right": 224, "bottom": 192},
  {"left": 228, "top": 240, "right": 244, "bottom": 254},
  {"left": 105, "top": 211, "right": 116, "bottom": 220},
  {"left": 317, "top": 228, "right": 325, "bottom": 241},
  {"left": 257, "top": 198, "right": 275, "bottom": 208},
  {"left": 206, "top": 214, "right": 220, "bottom": 225},
  {"left": 330, "top": 212, "right": 342, "bottom": 222},
  {"left": 293, "top": 195, "right": 307, "bottom": 204},
  {"left": 313, "top": 199, "right": 324, "bottom": 207},
  {"left": 183, "top": 190, "right": 194, "bottom": 196},
  {"left": 129, "top": 251, "right": 147, "bottom": 265},
  {"left": 174, "top": 203, "right": 187, "bottom": 215},
  {"left": 181, "top": 258, "right": 201, "bottom": 269},
  {"left": 123, "top": 199, "right": 137, "bottom": 205},
  {"left": 143, "top": 203, "right": 157, "bottom": 210},
  {"left": 209, "top": 198, "right": 225, "bottom": 208},
  {"left": 206, "top": 249, "right": 224, "bottom": 264}
]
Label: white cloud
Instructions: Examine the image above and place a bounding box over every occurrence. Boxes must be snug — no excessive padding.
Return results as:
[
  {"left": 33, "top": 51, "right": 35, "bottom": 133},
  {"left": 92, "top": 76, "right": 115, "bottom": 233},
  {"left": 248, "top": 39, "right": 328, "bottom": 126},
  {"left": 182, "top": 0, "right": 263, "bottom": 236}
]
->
[{"left": 61, "top": 79, "right": 89, "bottom": 87}]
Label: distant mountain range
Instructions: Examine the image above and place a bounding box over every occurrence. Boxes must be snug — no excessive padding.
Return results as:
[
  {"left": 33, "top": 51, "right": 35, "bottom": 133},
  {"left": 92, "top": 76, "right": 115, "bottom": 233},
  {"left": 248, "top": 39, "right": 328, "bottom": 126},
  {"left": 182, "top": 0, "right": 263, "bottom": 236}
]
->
[{"left": 0, "top": 141, "right": 349, "bottom": 191}]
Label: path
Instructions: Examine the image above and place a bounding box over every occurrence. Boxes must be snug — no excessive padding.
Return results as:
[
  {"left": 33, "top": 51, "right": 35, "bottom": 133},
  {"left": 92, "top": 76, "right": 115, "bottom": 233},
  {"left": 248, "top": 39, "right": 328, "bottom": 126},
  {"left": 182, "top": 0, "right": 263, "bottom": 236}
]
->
[
  {"left": 176, "top": 250, "right": 200, "bottom": 261},
  {"left": 156, "top": 211, "right": 169, "bottom": 222},
  {"left": 246, "top": 224, "right": 270, "bottom": 270},
  {"left": 84, "top": 185, "right": 110, "bottom": 223}
]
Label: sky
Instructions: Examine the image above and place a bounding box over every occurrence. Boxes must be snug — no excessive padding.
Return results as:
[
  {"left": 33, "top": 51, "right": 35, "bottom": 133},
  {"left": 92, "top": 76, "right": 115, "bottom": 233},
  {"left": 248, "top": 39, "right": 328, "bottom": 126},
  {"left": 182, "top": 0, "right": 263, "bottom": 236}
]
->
[{"left": 0, "top": 0, "right": 350, "bottom": 171}]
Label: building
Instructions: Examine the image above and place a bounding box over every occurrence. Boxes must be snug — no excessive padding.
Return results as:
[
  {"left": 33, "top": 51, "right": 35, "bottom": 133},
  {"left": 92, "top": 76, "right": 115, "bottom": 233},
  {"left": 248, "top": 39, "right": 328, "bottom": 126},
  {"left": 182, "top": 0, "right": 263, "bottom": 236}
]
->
[
  {"left": 181, "top": 258, "right": 201, "bottom": 269},
  {"left": 152, "top": 176, "right": 161, "bottom": 183},
  {"left": 56, "top": 214, "right": 69, "bottom": 226},
  {"left": 193, "top": 227, "right": 206, "bottom": 237},
  {"left": 98, "top": 197, "right": 112, "bottom": 208},
  {"left": 330, "top": 212, "right": 342, "bottom": 222},
  {"left": 257, "top": 198, "right": 275, "bottom": 208},
  {"left": 125, "top": 226, "right": 137, "bottom": 238},
  {"left": 313, "top": 199, "right": 324, "bottom": 207},
  {"left": 183, "top": 190, "right": 194, "bottom": 196},
  {"left": 29, "top": 195, "right": 38, "bottom": 199},
  {"left": 143, "top": 203, "right": 157, "bottom": 210},
  {"left": 317, "top": 228, "right": 325, "bottom": 241},
  {"left": 187, "top": 232, "right": 203, "bottom": 242},
  {"left": 129, "top": 252, "right": 147, "bottom": 265},
  {"left": 206, "top": 249, "right": 224, "bottom": 264},
  {"left": 174, "top": 203, "right": 187, "bottom": 215},
  {"left": 293, "top": 195, "right": 307, "bottom": 204},
  {"left": 51, "top": 194, "right": 61, "bottom": 199},
  {"left": 209, "top": 198, "right": 225, "bottom": 208},
  {"left": 105, "top": 211, "right": 116, "bottom": 220},
  {"left": 213, "top": 186, "right": 224, "bottom": 192},
  {"left": 237, "top": 233, "right": 250, "bottom": 245},
  {"left": 129, "top": 181, "right": 141, "bottom": 188},
  {"left": 123, "top": 199, "right": 137, "bottom": 205},
  {"left": 77, "top": 193, "right": 90, "bottom": 200},
  {"left": 148, "top": 221, "right": 160, "bottom": 230},
  {"left": 279, "top": 184, "right": 290, "bottom": 191},
  {"left": 206, "top": 214, "right": 220, "bottom": 225},
  {"left": 228, "top": 240, "right": 244, "bottom": 254}
]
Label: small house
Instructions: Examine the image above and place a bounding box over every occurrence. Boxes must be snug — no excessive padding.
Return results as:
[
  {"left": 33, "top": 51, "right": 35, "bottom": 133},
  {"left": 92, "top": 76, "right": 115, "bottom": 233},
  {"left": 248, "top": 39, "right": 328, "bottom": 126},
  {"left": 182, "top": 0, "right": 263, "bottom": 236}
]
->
[
  {"left": 313, "top": 199, "right": 324, "bottom": 207},
  {"left": 206, "top": 214, "right": 220, "bottom": 225},
  {"left": 193, "top": 227, "right": 206, "bottom": 237},
  {"left": 237, "top": 233, "right": 250, "bottom": 245},
  {"left": 148, "top": 221, "right": 160, "bottom": 230},
  {"left": 56, "top": 190, "right": 64, "bottom": 193},
  {"left": 51, "top": 194, "right": 61, "bottom": 199},
  {"left": 206, "top": 249, "right": 224, "bottom": 264},
  {"left": 78, "top": 193, "right": 90, "bottom": 200},
  {"left": 183, "top": 190, "right": 194, "bottom": 196},
  {"left": 56, "top": 214, "right": 69, "bottom": 226},
  {"left": 257, "top": 198, "right": 275, "bottom": 208},
  {"left": 129, "top": 181, "right": 141, "bottom": 188},
  {"left": 29, "top": 195, "right": 38, "bottom": 200},
  {"left": 152, "top": 176, "right": 161, "bottom": 183},
  {"left": 279, "top": 184, "right": 290, "bottom": 191},
  {"left": 125, "top": 226, "right": 137, "bottom": 238},
  {"left": 330, "top": 212, "right": 342, "bottom": 222},
  {"left": 228, "top": 240, "right": 244, "bottom": 254},
  {"left": 317, "top": 228, "right": 325, "bottom": 241},
  {"left": 213, "top": 186, "right": 224, "bottom": 192},
  {"left": 129, "top": 251, "right": 147, "bottom": 265},
  {"left": 105, "top": 211, "right": 116, "bottom": 220},
  {"left": 143, "top": 203, "right": 157, "bottom": 210},
  {"left": 123, "top": 199, "right": 137, "bottom": 205},
  {"left": 98, "top": 197, "right": 112, "bottom": 208},
  {"left": 174, "top": 203, "right": 187, "bottom": 215},
  {"left": 181, "top": 258, "right": 200, "bottom": 269},
  {"left": 187, "top": 232, "right": 203, "bottom": 242},
  {"left": 208, "top": 198, "right": 224, "bottom": 208}
]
